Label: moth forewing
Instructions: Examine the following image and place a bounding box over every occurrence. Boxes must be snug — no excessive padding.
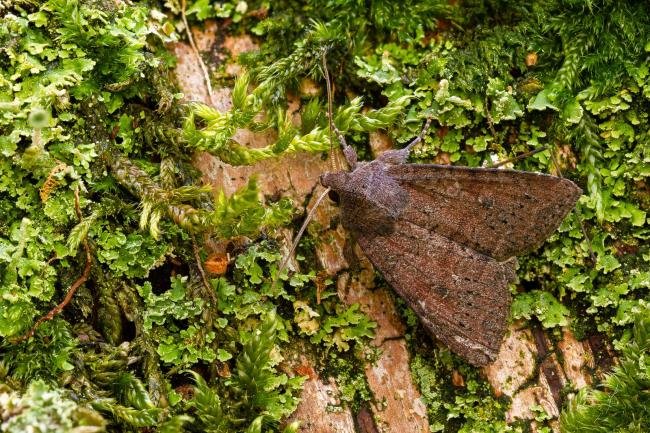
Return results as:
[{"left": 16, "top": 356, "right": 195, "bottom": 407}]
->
[
  {"left": 387, "top": 164, "right": 583, "bottom": 260},
  {"left": 323, "top": 150, "right": 581, "bottom": 366}
]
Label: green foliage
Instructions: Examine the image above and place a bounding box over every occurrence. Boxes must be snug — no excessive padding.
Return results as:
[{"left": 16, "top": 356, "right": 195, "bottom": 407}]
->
[
  {"left": 560, "top": 310, "right": 650, "bottom": 433},
  {"left": 512, "top": 290, "right": 570, "bottom": 328},
  {"left": 138, "top": 275, "right": 215, "bottom": 366},
  {"left": 139, "top": 276, "right": 204, "bottom": 331},
  {"left": 183, "top": 0, "right": 250, "bottom": 22},
  {"left": 0, "top": 380, "right": 107, "bottom": 433},
  {"left": 0, "top": 218, "right": 60, "bottom": 337},
  {"left": 96, "top": 228, "right": 169, "bottom": 278},
  {"left": 1, "top": 1, "right": 355, "bottom": 431},
  {"left": 231, "top": 312, "right": 304, "bottom": 424},
  {"left": 252, "top": 20, "right": 344, "bottom": 103},
  {"left": 92, "top": 398, "right": 159, "bottom": 429},
  {"left": 309, "top": 304, "right": 376, "bottom": 351},
  {"left": 322, "top": 353, "right": 373, "bottom": 411},
  {"left": 157, "top": 324, "right": 217, "bottom": 366},
  {"left": 183, "top": 72, "right": 409, "bottom": 165},
  {"left": 186, "top": 371, "right": 227, "bottom": 432},
  {"left": 0, "top": 0, "right": 176, "bottom": 341},
  {"left": 131, "top": 239, "right": 356, "bottom": 431},
  {"left": 211, "top": 178, "right": 294, "bottom": 239},
  {"left": 410, "top": 351, "right": 518, "bottom": 433},
  {"left": 182, "top": 312, "right": 304, "bottom": 432},
  {"left": 1, "top": 320, "right": 76, "bottom": 383},
  {"left": 2, "top": 0, "right": 650, "bottom": 432}
]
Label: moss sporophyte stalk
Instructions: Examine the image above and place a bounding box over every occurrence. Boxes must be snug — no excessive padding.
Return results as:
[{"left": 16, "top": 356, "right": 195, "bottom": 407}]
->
[{"left": 0, "top": 0, "right": 649, "bottom": 432}]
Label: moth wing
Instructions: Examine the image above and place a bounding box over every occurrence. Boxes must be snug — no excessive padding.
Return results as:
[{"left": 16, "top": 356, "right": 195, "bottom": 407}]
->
[
  {"left": 356, "top": 219, "right": 515, "bottom": 366},
  {"left": 387, "top": 164, "right": 582, "bottom": 261}
]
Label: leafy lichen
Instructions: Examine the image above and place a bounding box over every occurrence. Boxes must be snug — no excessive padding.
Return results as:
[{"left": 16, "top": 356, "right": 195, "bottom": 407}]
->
[{"left": 1, "top": 0, "right": 649, "bottom": 432}]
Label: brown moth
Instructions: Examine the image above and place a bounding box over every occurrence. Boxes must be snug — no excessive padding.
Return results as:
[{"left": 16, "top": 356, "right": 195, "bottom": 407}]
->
[{"left": 319, "top": 127, "right": 581, "bottom": 366}]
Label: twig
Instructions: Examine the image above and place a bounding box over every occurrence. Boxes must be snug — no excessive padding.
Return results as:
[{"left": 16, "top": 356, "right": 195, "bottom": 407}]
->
[
  {"left": 181, "top": 0, "right": 213, "bottom": 102},
  {"left": 485, "top": 95, "right": 497, "bottom": 138},
  {"left": 548, "top": 146, "right": 564, "bottom": 179},
  {"left": 12, "top": 188, "right": 91, "bottom": 343}
]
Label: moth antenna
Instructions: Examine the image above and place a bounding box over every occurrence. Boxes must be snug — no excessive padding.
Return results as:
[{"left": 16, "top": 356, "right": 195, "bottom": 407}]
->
[
  {"left": 405, "top": 117, "right": 433, "bottom": 152},
  {"left": 322, "top": 52, "right": 356, "bottom": 170},
  {"left": 321, "top": 52, "right": 337, "bottom": 172},
  {"left": 274, "top": 186, "right": 332, "bottom": 286},
  {"left": 488, "top": 145, "right": 549, "bottom": 168}
]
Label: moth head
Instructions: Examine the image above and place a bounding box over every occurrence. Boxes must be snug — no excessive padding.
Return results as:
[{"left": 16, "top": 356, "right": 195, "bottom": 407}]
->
[{"left": 319, "top": 171, "right": 349, "bottom": 192}]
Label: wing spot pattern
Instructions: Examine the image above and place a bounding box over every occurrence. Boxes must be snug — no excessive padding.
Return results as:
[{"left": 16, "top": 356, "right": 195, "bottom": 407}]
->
[
  {"left": 357, "top": 220, "right": 513, "bottom": 365},
  {"left": 395, "top": 172, "right": 580, "bottom": 260}
]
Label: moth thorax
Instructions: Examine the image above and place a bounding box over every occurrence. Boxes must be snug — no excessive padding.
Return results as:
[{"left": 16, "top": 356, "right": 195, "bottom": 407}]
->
[{"left": 320, "top": 171, "right": 349, "bottom": 192}]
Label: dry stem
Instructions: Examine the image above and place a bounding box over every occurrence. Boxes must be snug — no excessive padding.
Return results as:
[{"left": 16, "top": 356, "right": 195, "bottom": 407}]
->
[
  {"left": 181, "top": 0, "right": 214, "bottom": 102},
  {"left": 12, "top": 188, "right": 91, "bottom": 343}
]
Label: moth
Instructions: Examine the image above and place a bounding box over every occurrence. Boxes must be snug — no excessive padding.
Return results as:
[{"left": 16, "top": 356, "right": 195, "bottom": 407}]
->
[{"left": 317, "top": 122, "right": 582, "bottom": 366}]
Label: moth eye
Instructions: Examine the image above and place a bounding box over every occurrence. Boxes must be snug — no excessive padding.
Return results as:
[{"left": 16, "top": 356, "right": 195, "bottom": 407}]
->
[{"left": 328, "top": 190, "right": 340, "bottom": 204}]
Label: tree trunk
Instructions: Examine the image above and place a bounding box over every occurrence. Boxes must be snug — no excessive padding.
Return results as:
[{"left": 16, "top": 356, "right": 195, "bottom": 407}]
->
[{"left": 172, "top": 22, "right": 615, "bottom": 433}]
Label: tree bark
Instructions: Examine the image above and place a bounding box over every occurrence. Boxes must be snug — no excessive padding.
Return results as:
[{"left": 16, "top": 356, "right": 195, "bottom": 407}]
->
[{"left": 172, "top": 22, "right": 614, "bottom": 433}]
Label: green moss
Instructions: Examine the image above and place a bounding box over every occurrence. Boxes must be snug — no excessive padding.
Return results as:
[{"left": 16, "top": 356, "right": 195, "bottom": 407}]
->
[
  {"left": 0, "top": 380, "right": 107, "bottom": 433},
  {"left": 410, "top": 351, "right": 517, "bottom": 433},
  {"left": 1, "top": 0, "right": 649, "bottom": 431},
  {"left": 560, "top": 310, "right": 650, "bottom": 432}
]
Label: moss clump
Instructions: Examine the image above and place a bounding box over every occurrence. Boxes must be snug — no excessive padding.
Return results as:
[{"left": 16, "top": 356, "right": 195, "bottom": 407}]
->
[
  {"left": 560, "top": 312, "right": 650, "bottom": 433},
  {"left": 1, "top": 0, "right": 650, "bottom": 432},
  {"left": 0, "top": 1, "right": 378, "bottom": 431},
  {"left": 410, "top": 350, "right": 516, "bottom": 433},
  {"left": 0, "top": 380, "right": 107, "bottom": 433}
]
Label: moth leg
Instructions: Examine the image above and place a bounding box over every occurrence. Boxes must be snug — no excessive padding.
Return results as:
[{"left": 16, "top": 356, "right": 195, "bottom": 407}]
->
[
  {"left": 343, "top": 142, "right": 358, "bottom": 169},
  {"left": 378, "top": 117, "right": 433, "bottom": 165},
  {"left": 330, "top": 121, "right": 358, "bottom": 169}
]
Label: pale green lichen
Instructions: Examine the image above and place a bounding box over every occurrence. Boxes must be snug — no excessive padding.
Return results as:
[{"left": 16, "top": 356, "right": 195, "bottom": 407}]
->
[
  {"left": 0, "top": 381, "right": 107, "bottom": 433},
  {"left": 1, "top": 0, "right": 649, "bottom": 432}
]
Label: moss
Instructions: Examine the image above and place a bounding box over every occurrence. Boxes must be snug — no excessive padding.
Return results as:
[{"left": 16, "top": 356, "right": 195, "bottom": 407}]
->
[
  {"left": 409, "top": 350, "right": 516, "bottom": 433},
  {"left": 560, "top": 312, "right": 650, "bottom": 432},
  {"left": 323, "top": 352, "right": 373, "bottom": 412},
  {"left": 0, "top": 380, "right": 107, "bottom": 433},
  {"left": 1, "top": 0, "right": 649, "bottom": 431}
]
